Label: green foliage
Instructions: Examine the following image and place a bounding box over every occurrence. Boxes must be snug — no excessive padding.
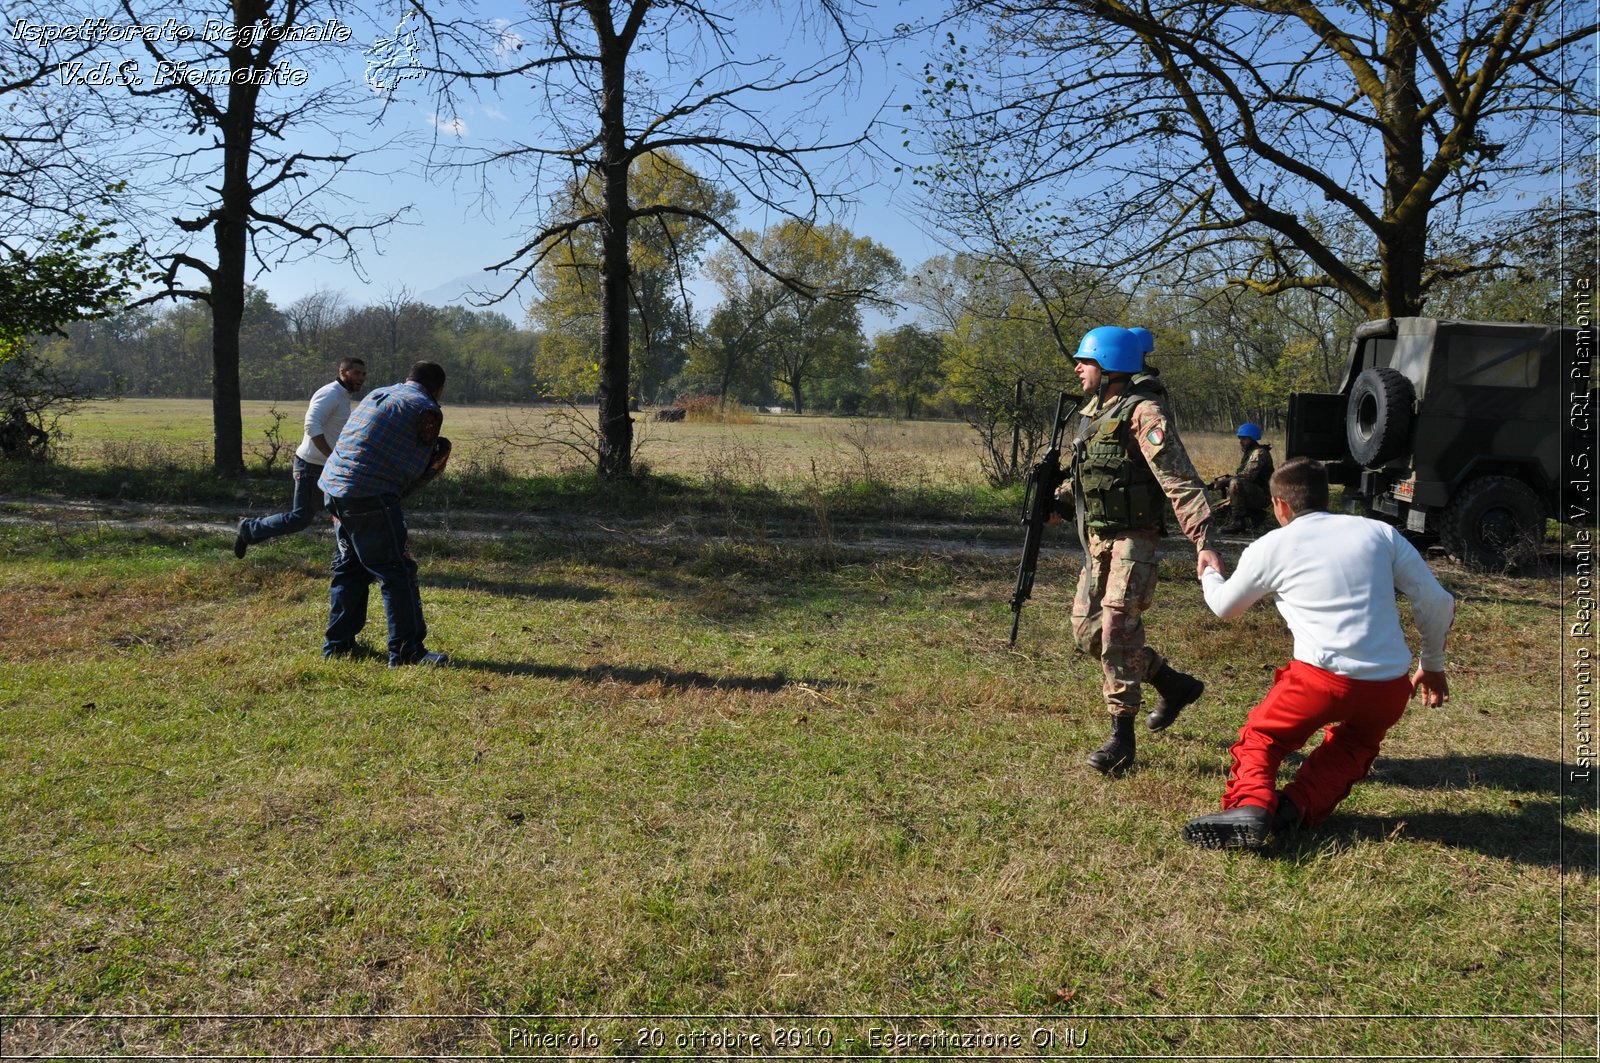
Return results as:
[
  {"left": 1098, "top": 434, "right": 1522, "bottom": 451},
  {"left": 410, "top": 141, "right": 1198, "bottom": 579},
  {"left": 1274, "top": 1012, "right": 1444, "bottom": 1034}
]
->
[
  {"left": 943, "top": 302, "right": 1072, "bottom": 484},
  {"left": 41, "top": 291, "right": 540, "bottom": 404},
  {"left": 704, "top": 220, "right": 903, "bottom": 414},
  {"left": 903, "top": 254, "right": 1097, "bottom": 483},
  {"left": 684, "top": 299, "right": 782, "bottom": 407},
  {"left": 0, "top": 220, "right": 146, "bottom": 362},
  {"left": 869, "top": 324, "right": 944, "bottom": 419},
  {"left": 1128, "top": 282, "right": 1361, "bottom": 433}
]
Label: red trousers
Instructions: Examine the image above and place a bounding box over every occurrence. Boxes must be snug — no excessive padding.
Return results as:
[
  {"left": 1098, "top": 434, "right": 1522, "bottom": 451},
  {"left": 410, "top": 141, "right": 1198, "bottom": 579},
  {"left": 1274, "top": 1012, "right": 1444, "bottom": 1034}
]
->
[{"left": 1222, "top": 660, "right": 1413, "bottom": 827}]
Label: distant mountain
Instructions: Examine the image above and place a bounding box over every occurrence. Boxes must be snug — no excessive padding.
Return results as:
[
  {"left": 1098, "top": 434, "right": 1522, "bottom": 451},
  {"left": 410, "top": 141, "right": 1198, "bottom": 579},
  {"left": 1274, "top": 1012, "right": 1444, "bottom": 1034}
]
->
[
  {"left": 418, "top": 274, "right": 490, "bottom": 307},
  {"left": 418, "top": 273, "right": 529, "bottom": 314}
]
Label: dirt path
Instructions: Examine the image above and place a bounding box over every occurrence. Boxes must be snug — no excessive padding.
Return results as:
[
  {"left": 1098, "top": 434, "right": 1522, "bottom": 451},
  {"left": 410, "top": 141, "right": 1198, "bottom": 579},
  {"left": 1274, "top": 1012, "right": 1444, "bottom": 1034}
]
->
[
  {"left": 6, "top": 493, "right": 1581, "bottom": 584},
  {"left": 0, "top": 494, "right": 1336, "bottom": 565},
  {"left": 0, "top": 494, "right": 1035, "bottom": 557}
]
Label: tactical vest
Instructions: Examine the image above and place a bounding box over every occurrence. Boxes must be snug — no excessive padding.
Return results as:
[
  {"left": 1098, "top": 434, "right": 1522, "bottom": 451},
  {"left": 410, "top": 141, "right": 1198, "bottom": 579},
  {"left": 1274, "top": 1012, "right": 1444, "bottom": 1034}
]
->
[
  {"left": 1073, "top": 377, "right": 1166, "bottom": 535},
  {"left": 1237, "top": 443, "right": 1273, "bottom": 486}
]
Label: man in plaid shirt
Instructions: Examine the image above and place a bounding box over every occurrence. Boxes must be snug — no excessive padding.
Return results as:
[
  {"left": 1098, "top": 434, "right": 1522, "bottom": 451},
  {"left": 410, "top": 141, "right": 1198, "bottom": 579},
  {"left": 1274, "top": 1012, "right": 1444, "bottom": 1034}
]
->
[{"left": 318, "top": 361, "right": 452, "bottom": 666}]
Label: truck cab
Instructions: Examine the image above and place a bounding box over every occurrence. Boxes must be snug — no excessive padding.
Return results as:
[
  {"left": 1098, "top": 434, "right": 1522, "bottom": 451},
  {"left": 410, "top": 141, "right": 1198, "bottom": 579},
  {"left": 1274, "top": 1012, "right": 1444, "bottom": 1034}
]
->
[{"left": 1286, "top": 317, "right": 1589, "bottom": 568}]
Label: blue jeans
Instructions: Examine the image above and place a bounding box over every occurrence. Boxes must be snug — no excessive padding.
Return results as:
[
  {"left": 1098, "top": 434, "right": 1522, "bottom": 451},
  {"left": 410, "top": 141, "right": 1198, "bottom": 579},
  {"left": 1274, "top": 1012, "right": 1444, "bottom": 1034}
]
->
[
  {"left": 323, "top": 494, "right": 430, "bottom": 665},
  {"left": 239, "top": 456, "right": 324, "bottom": 545}
]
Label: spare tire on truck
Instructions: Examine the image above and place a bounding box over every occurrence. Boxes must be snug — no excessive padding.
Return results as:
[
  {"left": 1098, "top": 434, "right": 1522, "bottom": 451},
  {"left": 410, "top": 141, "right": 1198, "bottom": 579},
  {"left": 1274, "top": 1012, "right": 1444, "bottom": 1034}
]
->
[
  {"left": 1440, "top": 475, "right": 1546, "bottom": 570},
  {"left": 1345, "top": 366, "right": 1414, "bottom": 466}
]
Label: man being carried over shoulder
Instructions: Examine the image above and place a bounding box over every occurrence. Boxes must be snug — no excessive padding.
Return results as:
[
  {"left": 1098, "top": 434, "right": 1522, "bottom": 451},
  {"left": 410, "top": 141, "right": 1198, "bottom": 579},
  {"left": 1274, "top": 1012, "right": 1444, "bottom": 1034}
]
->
[
  {"left": 318, "top": 360, "right": 452, "bottom": 668},
  {"left": 235, "top": 357, "right": 367, "bottom": 558},
  {"left": 1184, "top": 457, "right": 1455, "bottom": 849}
]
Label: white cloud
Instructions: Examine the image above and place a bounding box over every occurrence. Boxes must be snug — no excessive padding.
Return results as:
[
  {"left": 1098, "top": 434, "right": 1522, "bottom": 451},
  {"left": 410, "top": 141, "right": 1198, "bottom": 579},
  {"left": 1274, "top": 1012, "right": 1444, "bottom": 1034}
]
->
[
  {"left": 429, "top": 113, "right": 470, "bottom": 137},
  {"left": 489, "top": 19, "right": 524, "bottom": 59},
  {"left": 482, "top": 106, "right": 507, "bottom": 121}
]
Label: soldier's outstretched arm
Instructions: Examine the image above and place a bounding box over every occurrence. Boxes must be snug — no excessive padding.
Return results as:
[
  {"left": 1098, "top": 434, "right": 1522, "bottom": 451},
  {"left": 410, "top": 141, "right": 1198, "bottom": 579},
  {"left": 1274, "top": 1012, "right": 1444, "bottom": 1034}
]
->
[{"left": 1128, "top": 401, "right": 1217, "bottom": 556}]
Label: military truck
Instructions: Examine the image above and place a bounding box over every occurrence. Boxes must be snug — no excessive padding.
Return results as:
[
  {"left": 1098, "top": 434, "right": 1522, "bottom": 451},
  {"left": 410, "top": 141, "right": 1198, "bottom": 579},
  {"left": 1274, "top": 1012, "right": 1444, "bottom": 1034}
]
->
[{"left": 1286, "top": 316, "right": 1589, "bottom": 569}]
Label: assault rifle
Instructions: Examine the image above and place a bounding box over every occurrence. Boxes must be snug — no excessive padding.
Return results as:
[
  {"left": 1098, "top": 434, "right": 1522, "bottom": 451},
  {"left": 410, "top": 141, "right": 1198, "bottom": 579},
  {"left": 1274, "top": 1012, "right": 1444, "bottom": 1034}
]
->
[{"left": 1008, "top": 391, "right": 1074, "bottom": 646}]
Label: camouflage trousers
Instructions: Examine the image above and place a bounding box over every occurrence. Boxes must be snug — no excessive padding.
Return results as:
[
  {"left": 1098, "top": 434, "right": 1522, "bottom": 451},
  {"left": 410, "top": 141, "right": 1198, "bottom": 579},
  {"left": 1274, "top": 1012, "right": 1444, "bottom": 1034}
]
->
[
  {"left": 1227, "top": 478, "right": 1271, "bottom": 517},
  {"left": 1071, "top": 529, "right": 1166, "bottom": 717}
]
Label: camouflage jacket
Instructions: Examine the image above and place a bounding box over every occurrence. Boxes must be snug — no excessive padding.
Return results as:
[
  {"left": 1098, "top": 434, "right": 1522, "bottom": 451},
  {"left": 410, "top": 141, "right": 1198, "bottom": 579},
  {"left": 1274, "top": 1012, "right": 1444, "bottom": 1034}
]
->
[
  {"left": 1067, "top": 373, "right": 1216, "bottom": 552},
  {"left": 1234, "top": 442, "right": 1274, "bottom": 488}
]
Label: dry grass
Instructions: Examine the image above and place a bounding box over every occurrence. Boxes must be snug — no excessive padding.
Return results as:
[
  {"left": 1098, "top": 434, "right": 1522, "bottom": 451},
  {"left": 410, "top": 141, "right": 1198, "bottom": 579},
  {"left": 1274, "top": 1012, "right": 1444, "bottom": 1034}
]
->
[
  {"left": 54, "top": 398, "right": 1249, "bottom": 489},
  {"left": 2, "top": 404, "right": 1590, "bottom": 1058},
  {"left": 0, "top": 518, "right": 1591, "bottom": 1058},
  {"left": 678, "top": 395, "right": 757, "bottom": 425}
]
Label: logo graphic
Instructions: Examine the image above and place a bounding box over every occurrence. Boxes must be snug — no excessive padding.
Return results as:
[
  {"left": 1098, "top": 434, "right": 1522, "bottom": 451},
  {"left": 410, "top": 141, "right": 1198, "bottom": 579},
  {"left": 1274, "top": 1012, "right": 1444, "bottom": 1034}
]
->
[{"left": 365, "top": 10, "right": 421, "bottom": 93}]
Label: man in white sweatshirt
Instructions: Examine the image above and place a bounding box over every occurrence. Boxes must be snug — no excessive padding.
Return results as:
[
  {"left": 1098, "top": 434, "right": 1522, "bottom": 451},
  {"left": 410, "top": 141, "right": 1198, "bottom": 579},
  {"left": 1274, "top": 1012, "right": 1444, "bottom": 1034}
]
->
[
  {"left": 234, "top": 357, "right": 367, "bottom": 558},
  {"left": 1183, "top": 457, "right": 1456, "bottom": 849}
]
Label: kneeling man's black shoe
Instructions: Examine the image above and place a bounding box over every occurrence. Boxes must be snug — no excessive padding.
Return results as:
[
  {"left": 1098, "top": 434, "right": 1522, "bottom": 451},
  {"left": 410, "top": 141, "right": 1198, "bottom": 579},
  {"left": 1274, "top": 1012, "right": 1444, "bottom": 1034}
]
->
[
  {"left": 1271, "top": 795, "right": 1302, "bottom": 834},
  {"left": 1182, "top": 805, "right": 1271, "bottom": 850}
]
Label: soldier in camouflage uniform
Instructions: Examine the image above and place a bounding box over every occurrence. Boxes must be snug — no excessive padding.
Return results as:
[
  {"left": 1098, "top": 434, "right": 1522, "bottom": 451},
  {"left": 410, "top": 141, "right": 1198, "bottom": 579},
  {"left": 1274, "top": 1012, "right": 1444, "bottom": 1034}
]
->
[
  {"left": 1210, "top": 423, "right": 1275, "bottom": 532},
  {"left": 1059, "top": 326, "right": 1225, "bottom": 775}
]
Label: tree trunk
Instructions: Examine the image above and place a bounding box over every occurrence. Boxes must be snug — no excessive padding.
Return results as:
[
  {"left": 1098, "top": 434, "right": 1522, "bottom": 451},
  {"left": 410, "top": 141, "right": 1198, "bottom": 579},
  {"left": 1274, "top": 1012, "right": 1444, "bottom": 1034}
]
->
[
  {"left": 1380, "top": 13, "right": 1427, "bottom": 318},
  {"left": 210, "top": 76, "right": 258, "bottom": 478},
  {"left": 595, "top": 40, "right": 633, "bottom": 479},
  {"left": 209, "top": 253, "right": 245, "bottom": 477}
]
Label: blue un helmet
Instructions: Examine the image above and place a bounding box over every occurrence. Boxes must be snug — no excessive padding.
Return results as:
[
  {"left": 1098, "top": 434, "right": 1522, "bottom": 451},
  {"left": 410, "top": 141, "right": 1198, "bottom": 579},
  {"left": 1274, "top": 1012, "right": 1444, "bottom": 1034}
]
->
[
  {"left": 1236, "top": 422, "right": 1263, "bottom": 441},
  {"left": 1127, "top": 327, "right": 1155, "bottom": 354},
  {"left": 1074, "top": 326, "right": 1144, "bottom": 374}
]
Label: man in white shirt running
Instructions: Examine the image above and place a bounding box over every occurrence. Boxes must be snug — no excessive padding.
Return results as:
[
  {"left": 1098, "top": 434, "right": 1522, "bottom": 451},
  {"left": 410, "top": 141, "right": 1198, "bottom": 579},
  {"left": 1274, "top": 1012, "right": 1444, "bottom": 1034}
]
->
[
  {"left": 1183, "top": 457, "right": 1456, "bottom": 849},
  {"left": 233, "top": 357, "right": 367, "bottom": 558}
]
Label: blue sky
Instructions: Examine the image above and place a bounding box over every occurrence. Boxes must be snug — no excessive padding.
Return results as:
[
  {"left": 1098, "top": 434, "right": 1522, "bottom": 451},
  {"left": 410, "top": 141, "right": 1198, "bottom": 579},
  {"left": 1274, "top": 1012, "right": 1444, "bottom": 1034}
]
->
[
  {"left": 195, "top": 0, "right": 950, "bottom": 324},
  {"left": 53, "top": 1, "right": 1589, "bottom": 330},
  {"left": 16, "top": 1, "right": 945, "bottom": 325}
]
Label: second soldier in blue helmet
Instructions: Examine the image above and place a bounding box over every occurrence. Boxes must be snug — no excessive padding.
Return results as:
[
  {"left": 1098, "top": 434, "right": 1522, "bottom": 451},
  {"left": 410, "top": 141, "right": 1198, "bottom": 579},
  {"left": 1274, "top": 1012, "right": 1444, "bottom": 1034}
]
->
[
  {"left": 1209, "top": 423, "right": 1275, "bottom": 533},
  {"left": 1059, "top": 325, "right": 1224, "bottom": 775}
]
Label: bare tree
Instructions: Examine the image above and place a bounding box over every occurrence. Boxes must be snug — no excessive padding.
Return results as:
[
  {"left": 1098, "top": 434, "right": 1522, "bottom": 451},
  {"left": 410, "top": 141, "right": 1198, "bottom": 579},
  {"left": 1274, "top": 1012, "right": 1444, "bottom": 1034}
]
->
[
  {"left": 116, "top": 0, "right": 405, "bottom": 475},
  {"left": 917, "top": 0, "right": 1596, "bottom": 319},
  {"left": 1, "top": 1, "right": 147, "bottom": 361},
  {"left": 285, "top": 287, "right": 348, "bottom": 361},
  {"left": 410, "top": 0, "right": 882, "bottom": 478}
]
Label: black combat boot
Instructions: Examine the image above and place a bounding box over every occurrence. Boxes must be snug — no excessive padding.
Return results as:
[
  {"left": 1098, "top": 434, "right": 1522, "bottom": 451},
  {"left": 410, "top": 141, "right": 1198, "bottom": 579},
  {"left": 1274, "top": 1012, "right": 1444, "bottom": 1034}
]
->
[
  {"left": 1087, "top": 715, "right": 1136, "bottom": 775},
  {"left": 1146, "top": 663, "right": 1205, "bottom": 731}
]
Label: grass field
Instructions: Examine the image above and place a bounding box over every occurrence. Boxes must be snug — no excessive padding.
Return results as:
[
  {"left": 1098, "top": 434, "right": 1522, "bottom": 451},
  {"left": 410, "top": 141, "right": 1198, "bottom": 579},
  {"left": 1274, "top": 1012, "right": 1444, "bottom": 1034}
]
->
[
  {"left": 48, "top": 399, "right": 991, "bottom": 484},
  {"left": 48, "top": 397, "right": 1257, "bottom": 483},
  {"left": 0, "top": 400, "right": 1594, "bottom": 1058}
]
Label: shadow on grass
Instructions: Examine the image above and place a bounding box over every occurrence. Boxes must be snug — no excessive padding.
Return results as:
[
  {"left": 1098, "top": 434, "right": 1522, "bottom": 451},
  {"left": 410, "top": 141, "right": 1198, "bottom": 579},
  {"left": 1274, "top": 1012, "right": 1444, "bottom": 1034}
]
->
[
  {"left": 446, "top": 657, "right": 849, "bottom": 694},
  {"left": 1289, "top": 803, "right": 1598, "bottom": 874},
  {"left": 1186, "top": 751, "right": 1590, "bottom": 801},
  {"left": 1451, "top": 589, "right": 1562, "bottom": 609},
  {"left": 429, "top": 574, "right": 612, "bottom": 602},
  {"left": 1184, "top": 752, "right": 1598, "bottom": 870},
  {"left": 1369, "top": 753, "right": 1595, "bottom": 800},
  {"left": 1235, "top": 754, "right": 1600, "bottom": 871}
]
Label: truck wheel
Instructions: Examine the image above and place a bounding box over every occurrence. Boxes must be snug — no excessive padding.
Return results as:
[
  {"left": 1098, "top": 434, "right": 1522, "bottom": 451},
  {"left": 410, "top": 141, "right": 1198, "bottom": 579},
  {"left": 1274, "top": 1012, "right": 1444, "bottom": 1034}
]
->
[
  {"left": 1441, "top": 475, "right": 1546, "bottom": 570},
  {"left": 1345, "top": 366, "right": 1414, "bottom": 466}
]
